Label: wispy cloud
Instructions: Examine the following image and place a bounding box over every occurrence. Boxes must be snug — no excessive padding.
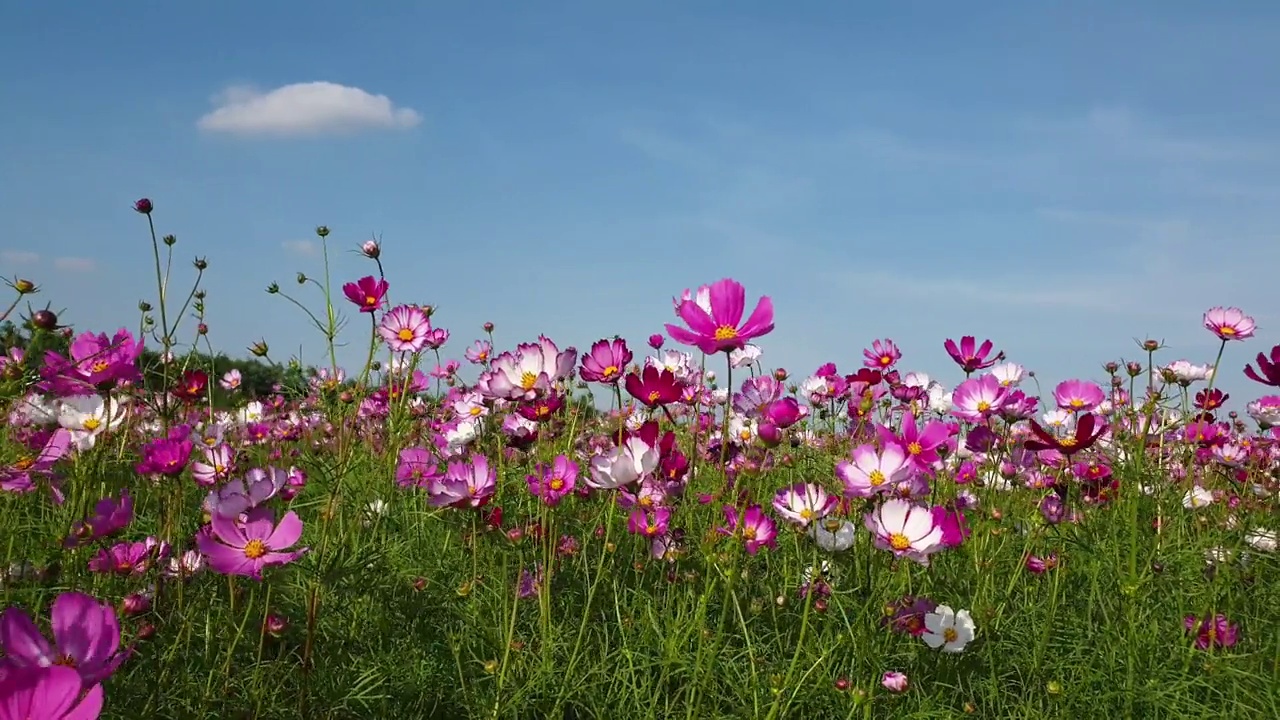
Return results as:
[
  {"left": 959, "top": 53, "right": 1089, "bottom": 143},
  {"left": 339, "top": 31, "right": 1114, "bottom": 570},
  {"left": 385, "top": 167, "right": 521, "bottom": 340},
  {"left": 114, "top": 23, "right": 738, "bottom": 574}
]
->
[
  {"left": 53, "top": 256, "right": 95, "bottom": 272},
  {"left": 197, "top": 82, "right": 422, "bottom": 137},
  {"left": 281, "top": 239, "right": 317, "bottom": 257},
  {"left": 1, "top": 250, "right": 39, "bottom": 265}
]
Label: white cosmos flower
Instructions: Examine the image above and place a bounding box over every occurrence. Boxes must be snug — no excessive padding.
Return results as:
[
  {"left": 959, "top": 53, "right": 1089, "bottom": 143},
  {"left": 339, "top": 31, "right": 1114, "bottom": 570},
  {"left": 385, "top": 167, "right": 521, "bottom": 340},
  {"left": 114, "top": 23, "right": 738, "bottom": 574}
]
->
[
  {"left": 923, "top": 605, "right": 976, "bottom": 653},
  {"left": 809, "top": 518, "right": 856, "bottom": 552},
  {"left": 729, "top": 344, "right": 762, "bottom": 369},
  {"left": 57, "top": 394, "right": 127, "bottom": 451},
  {"left": 1182, "top": 486, "right": 1215, "bottom": 510},
  {"left": 588, "top": 437, "right": 658, "bottom": 489}
]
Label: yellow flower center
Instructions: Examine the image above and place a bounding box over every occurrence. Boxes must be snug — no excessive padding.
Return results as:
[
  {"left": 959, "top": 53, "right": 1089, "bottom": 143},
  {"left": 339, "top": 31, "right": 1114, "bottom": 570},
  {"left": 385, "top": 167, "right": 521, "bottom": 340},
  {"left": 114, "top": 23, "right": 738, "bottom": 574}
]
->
[
  {"left": 645, "top": 524, "right": 658, "bottom": 536},
  {"left": 647, "top": 390, "right": 661, "bottom": 404},
  {"left": 397, "top": 328, "right": 415, "bottom": 342},
  {"left": 943, "top": 627, "right": 958, "bottom": 643},
  {"left": 713, "top": 326, "right": 739, "bottom": 342},
  {"left": 52, "top": 653, "right": 77, "bottom": 668},
  {"left": 519, "top": 372, "right": 538, "bottom": 391},
  {"left": 214, "top": 464, "right": 226, "bottom": 474},
  {"left": 364, "top": 294, "right": 377, "bottom": 306},
  {"left": 15, "top": 456, "right": 34, "bottom": 471},
  {"left": 469, "top": 406, "right": 483, "bottom": 416},
  {"left": 868, "top": 469, "right": 886, "bottom": 486},
  {"left": 743, "top": 526, "right": 757, "bottom": 540},
  {"left": 1059, "top": 437, "right": 1078, "bottom": 447},
  {"left": 549, "top": 478, "right": 564, "bottom": 491},
  {"left": 888, "top": 533, "right": 911, "bottom": 551},
  {"left": 243, "top": 539, "right": 267, "bottom": 559},
  {"left": 1070, "top": 398, "right": 1084, "bottom": 408},
  {"left": 90, "top": 360, "right": 111, "bottom": 374},
  {"left": 82, "top": 417, "right": 102, "bottom": 431},
  {"left": 799, "top": 508, "right": 814, "bottom": 521},
  {"left": 1219, "top": 327, "right": 1236, "bottom": 336},
  {"left": 907, "top": 441, "right": 922, "bottom": 455},
  {"left": 976, "top": 401, "right": 990, "bottom": 412}
]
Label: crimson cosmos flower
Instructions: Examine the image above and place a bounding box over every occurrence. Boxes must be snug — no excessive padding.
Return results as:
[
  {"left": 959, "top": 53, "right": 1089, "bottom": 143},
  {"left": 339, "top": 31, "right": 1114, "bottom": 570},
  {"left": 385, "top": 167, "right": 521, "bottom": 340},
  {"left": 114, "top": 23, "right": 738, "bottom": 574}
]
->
[
  {"left": 1023, "top": 413, "right": 1107, "bottom": 455},
  {"left": 624, "top": 366, "right": 683, "bottom": 408},
  {"left": 1244, "top": 344, "right": 1280, "bottom": 387}
]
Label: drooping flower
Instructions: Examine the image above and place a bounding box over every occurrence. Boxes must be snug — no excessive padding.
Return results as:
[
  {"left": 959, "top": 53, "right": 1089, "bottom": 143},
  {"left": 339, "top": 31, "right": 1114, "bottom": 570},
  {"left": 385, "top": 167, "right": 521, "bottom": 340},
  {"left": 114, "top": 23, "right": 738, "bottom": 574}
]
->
[
  {"left": 0, "top": 590, "right": 129, "bottom": 685},
  {"left": 378, "top": 304, "right": 431, "bottom": 353},
  {"left": 0, "top": 666, "right": 104, "bottom": 720},
  {"left": 864, "top": 498, "right": 945, "bottom": 565},
  {"left": 580, "top": 338, "right": 633, "bottom": 385},
  {"left": 341, "top": 275, "right": 389, "bottom": 314},
  {"left": 922, "top": 605, "right": 976, "bottom": 653},
  {"left": 196, "top": 507, "right": 307, "bottom": 580},
  {"left": 0, "top": 428, "right": 71, "bottom": 499},
  {"left": 943, "top": 336, "right": 1002, "bottom": 373},
  {"left": 664, "top": 278, "right": 774, "bottom": 355},
  {"left": 1203, "top": 306, "right": 1255, "bottom": 341}
]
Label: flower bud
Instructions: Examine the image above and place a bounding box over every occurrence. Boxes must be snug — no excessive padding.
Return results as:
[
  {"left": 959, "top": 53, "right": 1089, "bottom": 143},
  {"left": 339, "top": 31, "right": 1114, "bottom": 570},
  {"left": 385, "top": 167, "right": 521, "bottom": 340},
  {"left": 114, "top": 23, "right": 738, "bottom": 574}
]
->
[
  {"left": 315, "top": 226, "right": 330, "bottom": 238},
  {"left": 133, "top": 198, "right": 153, "bottom": 214},
  {"left": 361, "top": 239, "right": 380, "bottom": 258}
]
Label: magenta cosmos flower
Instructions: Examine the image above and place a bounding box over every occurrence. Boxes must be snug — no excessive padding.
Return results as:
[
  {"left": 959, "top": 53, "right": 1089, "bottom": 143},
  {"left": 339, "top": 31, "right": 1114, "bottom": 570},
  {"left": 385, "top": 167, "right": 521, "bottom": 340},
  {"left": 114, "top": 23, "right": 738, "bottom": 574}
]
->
[
  {"left": 341, "top": 275, "right": 389, "bottom": 314},
  {"left": 1244, "top": 344, "right": 1280, "bottom": 387},
  {"left": 1203, "top": 306, "right": 1255, "bottom": 341},
  {"left": 580, "top": 338, "right": 633, "bottom": 385},
  {"left": 944, "top": 336, "right": 1002, "bottom": 373},
  {"left": 875, "top": 412, "right": 952, "bottom": 472},
  {"left": 378, "top": 304, "right": 431, "bottom": 353},
  {"left": 196, "top": 507, "right": 307, "bottom": 580},
  {"left": 526, "top": 455, "right": 578, "bottom": 506},
  {"left": 664, "top": 278, "right": 774, "bottom": 355},
  {"left": 0, "top": 666, "right": 103, "bottom": 720},
  {"left": 718, "top": 504, "right": 778, "bottom": 555},
  {"left": 428, "top": 454, "right": 497, "bottom": 508},
  {"left": 1053, "top": 379, "right": 1105, "bottom": 412},
  {"left": 624, "top": 366, "right": 684, "bottom": 408},
  {"left": 863, "top": 338, "right": 901, "bottom": 370},
  {"left": 0, "top": 591, "right": 129, "bottom": 685}
]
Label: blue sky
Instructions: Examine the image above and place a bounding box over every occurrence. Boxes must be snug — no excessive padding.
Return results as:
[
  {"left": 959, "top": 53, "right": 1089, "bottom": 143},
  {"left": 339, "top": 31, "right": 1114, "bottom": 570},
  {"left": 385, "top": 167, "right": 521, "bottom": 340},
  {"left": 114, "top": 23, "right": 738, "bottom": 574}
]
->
[{"left": 2, "top": 1, "right": 1278, "bottom": 403}]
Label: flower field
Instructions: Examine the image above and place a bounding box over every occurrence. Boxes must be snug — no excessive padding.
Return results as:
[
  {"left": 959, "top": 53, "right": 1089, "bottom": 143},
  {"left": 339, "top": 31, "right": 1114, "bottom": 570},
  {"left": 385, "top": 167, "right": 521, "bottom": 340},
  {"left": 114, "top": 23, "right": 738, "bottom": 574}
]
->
[{"left": 0, "top": 200, "right": 1276, "bottom": 719}]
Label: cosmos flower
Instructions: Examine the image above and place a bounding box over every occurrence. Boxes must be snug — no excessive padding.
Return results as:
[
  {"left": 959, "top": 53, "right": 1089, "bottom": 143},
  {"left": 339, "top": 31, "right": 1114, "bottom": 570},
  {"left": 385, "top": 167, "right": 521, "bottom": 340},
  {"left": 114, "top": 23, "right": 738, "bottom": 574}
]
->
[
  {"left": 1203, "top": 306, "right": 1255, "bottom": 341},
  {"left": 378, "top": 304, "right": 431, "bottom": 353},
  {"left": 197, "top": 507, "right": 307, "bottom": 580},
  {"left": 579, "top": 338, "right": 633, "bottom": 385},
  {"left": 341, "top": 275, "right": 389, "bottom": 314},
  {"left": 664, "top": 278, "right": 774, "bottom": 355}
]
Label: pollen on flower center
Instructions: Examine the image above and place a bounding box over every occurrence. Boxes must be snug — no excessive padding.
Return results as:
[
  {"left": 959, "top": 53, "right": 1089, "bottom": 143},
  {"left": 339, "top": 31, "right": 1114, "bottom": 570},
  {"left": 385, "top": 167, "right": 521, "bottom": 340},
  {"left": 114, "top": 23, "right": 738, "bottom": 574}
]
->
[
  {"left": 880, "top": 355, "right": 892, "bottom": 365},
  {"left": 549, "top": 478, "right": 564, "bottom": 491},
  {"left": 1060, "top": 437, "right": 1078, "bottom": 447},
  {"left": 943, "top": 627, "right": 958, "bottom": 643},
  {"left": 603, "top": 365, "right": 619, "bottom": 378},
  {"left": 799, "top": 508, "right": 814, "bottom": 520},
  {"left": 888, "top": 533, "right": 911, "bottom": 551},
  {"left": 52, "top": 653, "right": 78, "bottom": 668},
  {"left": 519, "top": 372, "right": 538, "bottom": 391},
  {"left": 907, "top": 441, "right": 922, "bottom": 455},
  {"left": 82, "top": 417, "right": 102, "bottom": 431},
  {"left": 243, "top": 539, "right": 268, "bottom": 559},
  {"left": 1219, "top": 326, "right": 1236, "bottom": 335},
  {"left": 647, "top": 390, "right": 661, "bottom": 403},
  {"left": 469, "top": 406, "right": 483, "bottom": 416},
  {"left": 397, "top": 328, "right": 415, "bottom": 342},
  {"left": 1070, "top": 398, "right": 1084, "bottom": 408},
  {"left": 868, "top": 469, "right": 886, "bottom": 486},
  {"left": 364, "top": 294, "right": 377, "bottom": 306},
  {"left": 713, "top": 325, "right": 739, "bottom": 342},
  {"left": 645, "top": 524, "right": 658, "bottom": 536},
  {"left": 15, "top": 456, "right": 34, "bottom": 471},
  {"left": 743, "top": 526, "right": 757, "bottom": 540},
  {"left": 90, "top": 360, "right": 111, "bottom": 374},
  {"left": 976, "top": 401, "right": 991, "bottom": 412}
]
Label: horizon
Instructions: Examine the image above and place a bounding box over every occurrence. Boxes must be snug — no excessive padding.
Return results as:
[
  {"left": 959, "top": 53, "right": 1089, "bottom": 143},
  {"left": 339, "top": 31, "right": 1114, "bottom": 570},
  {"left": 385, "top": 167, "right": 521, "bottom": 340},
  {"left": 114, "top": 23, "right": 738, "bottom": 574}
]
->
[{"left": 3, "top": 1, "right": 1278, "bottom": 405}]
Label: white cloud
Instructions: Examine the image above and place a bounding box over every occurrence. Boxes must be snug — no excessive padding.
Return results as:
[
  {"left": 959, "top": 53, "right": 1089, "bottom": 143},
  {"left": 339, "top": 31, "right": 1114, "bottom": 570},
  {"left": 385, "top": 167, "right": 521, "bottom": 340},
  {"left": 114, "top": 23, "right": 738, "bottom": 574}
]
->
[
  {"left": 53, "top": 257, "right": 95, "bottom": 272},
  {"left": 281, "top": 240, "right": 317, "bottom": 256},
  {"left": 1, "top": 250, "right": 39, "bottom": 265},
  {"left": 197, "top": 82, "right": 421, "bottom": 137}
]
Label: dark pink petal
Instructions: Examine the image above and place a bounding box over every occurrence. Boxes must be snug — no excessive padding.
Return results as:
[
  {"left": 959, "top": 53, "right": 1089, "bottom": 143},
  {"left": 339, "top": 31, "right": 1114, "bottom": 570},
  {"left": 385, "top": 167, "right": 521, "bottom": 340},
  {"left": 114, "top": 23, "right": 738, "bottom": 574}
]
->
[
  {"left": 737, "top": 296, "right": 775, "bottom": 339},
  {"left": 663, "top": 323, "right": 705, "bottom": 347},
  {"left": 708, "top": 279, "right": 746, "bottom": 328},
  {"left": 0, "top": 608, "right": 54, "bottom": 666},
  {"left": 676, "top": 301, "right": 717, "bottom": 336}
]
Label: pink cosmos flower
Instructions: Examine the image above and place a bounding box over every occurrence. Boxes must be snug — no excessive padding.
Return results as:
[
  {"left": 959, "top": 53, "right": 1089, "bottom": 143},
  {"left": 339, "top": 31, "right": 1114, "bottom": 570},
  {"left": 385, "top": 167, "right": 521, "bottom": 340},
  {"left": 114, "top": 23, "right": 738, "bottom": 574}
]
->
[
  {"left": 475, "top": 336, "right": 577, "bottom": 402},
  {"left": 944, "top": 336, "right": 1003, "bottom": 373},
  {"left": 428, "top": 454, "right": 497, "bottom": 508},
  {"left": 196, "top": 507, "right": 307, "bottom": 580},
  {"left": 0, "top": 590, "right": 129, "bottom": 685},
  {"left": 664, "top": 278, "right": 774, "bottom": 355},
  {"left": 580, "top": 338, "right": 633, "bottom": 385},
  {"left": 864, "top": 498, "right": 945, "bottom": 565},
  {"left": 718, "top": 504, "right": 778, "bottom": 555},
  {"left": 87, "top": 539, "right": 167, "bottom": 577},
  {"left": 64, "top": 490, "right": 133, "bottom": 548},
  {"left": 465, "top": 339, "right": 492, "bottom": 365},
  {"left": 627, "top": 507, "right": 671, "bottom": 539},
  {"left": 38, "top": 328, "right": 144, "bottom": 396},
  {"left": 0, "top": 666, "right": 103, "bottom": 720},
  {"left": 526, "top": 455, "right": 578, "bottom": 506},
  {"left": 1184, "top": 613, "right": 1239, "bottom": 650},
  {"left": 378, "top": 304, "right": 431, "bottom": 353},
  {"left": 863, "top": 338, "right": 901, "bottom": 369},
  {"left": 1203, "top": 306, "right": 1255, "bottom": 341},
  {"left": 190, "top": 443, "right": 236, "bottom": 487},
  {"left": 837, "top": 443, "right": 916, "bottom": 498},
  {"left": 0, "top": 428, "right": 71, "bottom": 499},
  {"left": 881, "top": 670, "right": 908, "bottom": 693},
  {"left": 771, "top": 483, "right": 838, "bottom": 528},
  {"left": 341, "top": 275, "right": 389, "bottom": 314},
  {"left": 219, "top": 369, "right": 242, "bottom": 391},
  {"left": 1053, "top": 379, "right": 1105, "bottom": 412},
  {"left": 951, "top": 375, "right": 1008, "bottom": 423}
]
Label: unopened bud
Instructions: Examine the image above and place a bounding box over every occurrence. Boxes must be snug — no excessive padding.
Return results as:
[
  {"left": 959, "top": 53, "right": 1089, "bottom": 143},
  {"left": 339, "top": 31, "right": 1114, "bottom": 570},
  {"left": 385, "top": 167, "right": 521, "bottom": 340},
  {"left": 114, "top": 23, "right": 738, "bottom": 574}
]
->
[
  {"left": 163, "top": 234, "right": 177, "bottom": 246},
  {"left": 361, "top": 239, "right": 380, "bottom": 258},
  {"left": 193, "top": 257, "right": 208, "bottom": 270},
  {"left": 315, "top": 226, "right": 330, "bottom": 238},
  {"left": 12, "top": 278, "right": 36, "bottom": 294}
]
